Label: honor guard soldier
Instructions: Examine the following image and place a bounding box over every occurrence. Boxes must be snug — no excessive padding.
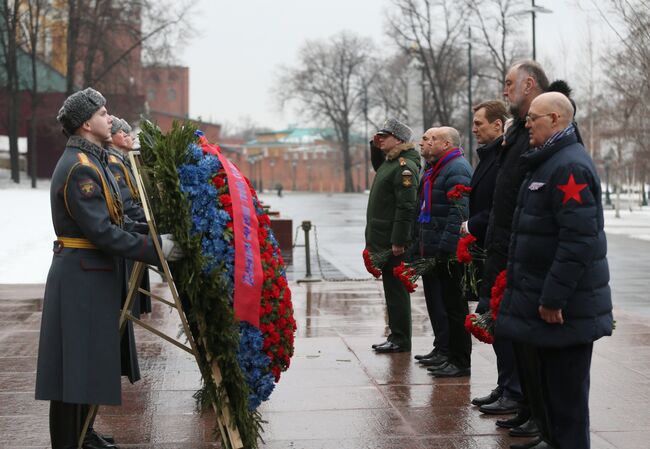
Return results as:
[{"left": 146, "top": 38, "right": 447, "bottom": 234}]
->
[
  {"left": 35, "top": 88, "right": 183, "bottom": 449},
  {"left": 107, "top": 117, "right": 153, "bottom": 314},
  {"left": 366, "top": 118, "right": 421, "bottom": 353}
]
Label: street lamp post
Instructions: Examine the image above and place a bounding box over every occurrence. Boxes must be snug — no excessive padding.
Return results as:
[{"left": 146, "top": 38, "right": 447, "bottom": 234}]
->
[
  {"left": 604, "top": 156, "right": 611, "bottom": 206},
  {"left": 363, "top": 83, "right": 370, "bottom": 191},
  {"left": 467, "top": 26, "right": 474, "bottom": 166},
  {"left": 269, "top": 159, "right": 275, "bottom": 189},
  {"left": 515, "top": 1, "right": 553, "bottom": 61}
]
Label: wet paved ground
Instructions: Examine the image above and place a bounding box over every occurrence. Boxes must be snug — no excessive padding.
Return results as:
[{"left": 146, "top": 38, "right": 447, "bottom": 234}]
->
[{"left": 1, "top": 192, "right": 650, "bottom": 448}]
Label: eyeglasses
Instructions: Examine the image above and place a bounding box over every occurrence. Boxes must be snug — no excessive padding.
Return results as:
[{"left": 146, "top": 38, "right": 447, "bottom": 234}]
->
[{"left": 525, "top": 112, "right": 558, "bottom": 123}]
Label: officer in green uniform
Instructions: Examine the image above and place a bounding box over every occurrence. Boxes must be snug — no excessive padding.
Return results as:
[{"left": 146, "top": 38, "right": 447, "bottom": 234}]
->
[
  {"left": 35, "top": 88, "right": 183, "bottom": 449},
  {"left": 365, "top": 118, "right": 421, "bottom": 353}
]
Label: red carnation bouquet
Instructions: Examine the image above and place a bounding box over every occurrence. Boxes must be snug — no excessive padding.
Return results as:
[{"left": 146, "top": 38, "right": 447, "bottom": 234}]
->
[
  {"left": 464, "top": 270, "right": 507, "bottom": 344},
  {"left": 362, "top": 248, "right": 392, "bottom": 278},
  {"left": 392, "top": 257, "right": 438, "bottom": 293},
  {"left": 446, "top": 184, "right": 472, "bottom": 201},
  {"left": 455, "top": 234, "right": 486, "bottom": 294}
]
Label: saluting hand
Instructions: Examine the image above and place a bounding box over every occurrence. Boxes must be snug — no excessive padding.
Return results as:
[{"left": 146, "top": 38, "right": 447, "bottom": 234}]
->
[{"left": 538, "top": 305, "right": 564, "bottom": 324}]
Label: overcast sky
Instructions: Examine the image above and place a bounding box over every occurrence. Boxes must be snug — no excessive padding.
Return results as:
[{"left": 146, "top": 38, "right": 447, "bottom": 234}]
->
[{"left": 180, "top": 0, "right": 616, "bottom": 131}]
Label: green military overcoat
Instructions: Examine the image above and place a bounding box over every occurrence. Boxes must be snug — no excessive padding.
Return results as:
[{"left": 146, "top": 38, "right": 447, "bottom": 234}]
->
[{"left": 365, "top": 142, "right": 421, "bottom": 252}]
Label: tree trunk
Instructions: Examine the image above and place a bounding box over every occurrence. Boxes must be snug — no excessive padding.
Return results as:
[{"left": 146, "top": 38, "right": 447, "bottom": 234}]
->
[
  {"left": 341, "top": 132, "right": 354, "bottom": 193},
  {"left": 7, "top": 84, "right": 19, "bottom": 183},
  {"left": 66, "top": 0, "right": 80, "bottom": 95}
]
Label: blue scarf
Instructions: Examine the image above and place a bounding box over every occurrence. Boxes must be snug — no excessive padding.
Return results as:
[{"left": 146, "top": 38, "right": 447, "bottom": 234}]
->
[
  {"left": 418, "top": 147, "right": 464, "bottom": 223},
  {"left": 535, "top": 123, "right": 576, "bottom": 152}
]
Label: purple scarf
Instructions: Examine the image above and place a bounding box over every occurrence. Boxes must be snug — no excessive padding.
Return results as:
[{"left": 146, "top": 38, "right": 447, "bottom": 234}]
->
[{"left": 418, "top": 147, "right": 464, "bottom": 223}]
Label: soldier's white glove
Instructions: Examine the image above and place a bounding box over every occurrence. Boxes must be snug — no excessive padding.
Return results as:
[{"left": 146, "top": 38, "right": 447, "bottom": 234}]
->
[
  {"left": 160, "top": 234, "right": 185, "bottom": 261},
  {"left": 461, "top": 221, "right": 469, "bottom": 235}
]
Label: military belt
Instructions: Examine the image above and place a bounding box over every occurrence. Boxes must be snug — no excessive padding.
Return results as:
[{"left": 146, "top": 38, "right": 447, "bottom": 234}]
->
[{"left": 53, "top": 237, "right": 98, "bottom": 252}]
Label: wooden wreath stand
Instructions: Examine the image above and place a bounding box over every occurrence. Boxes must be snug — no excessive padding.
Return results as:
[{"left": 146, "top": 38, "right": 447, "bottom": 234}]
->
[{"left": 78, "top": 151, "right": 244, "bottom": 449}]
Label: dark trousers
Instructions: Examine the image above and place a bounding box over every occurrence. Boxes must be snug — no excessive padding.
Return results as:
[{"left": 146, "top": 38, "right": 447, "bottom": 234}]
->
[
  {"left": 421, "top": 273, "right": 449, "bottom": 354},
  {"left": 381, "top": 255, "right": 412, "bottom": 349},
  {"left": 493, "top": 337, "right": 523, "bottom": 401},
  {"left": 515, "top": 342, "right": 593, "bottom": 449},
  {"left": 424, "top": 263, "right": 470, "bottom": 368},
  {"left": 49, "top": 401, "right": 90, "bottom": 449}
]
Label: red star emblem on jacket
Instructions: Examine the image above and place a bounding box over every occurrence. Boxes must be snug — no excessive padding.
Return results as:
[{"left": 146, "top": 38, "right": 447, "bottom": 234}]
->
[{"left": 557, "top": 173, "right": 588, "bottom": 205}]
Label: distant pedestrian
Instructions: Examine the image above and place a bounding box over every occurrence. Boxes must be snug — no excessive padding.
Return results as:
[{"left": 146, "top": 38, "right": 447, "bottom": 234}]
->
[{"left": 366, "top": 118, "right": 421, "bottom": 353}]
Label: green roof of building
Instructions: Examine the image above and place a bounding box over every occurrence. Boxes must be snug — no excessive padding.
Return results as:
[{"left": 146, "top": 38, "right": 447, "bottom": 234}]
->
[
  {"left": 0, "top": 47, "right": 67, "bottom": 93},
  {"left": 247, "top": 127, "right": 365, "bottom": 145}
]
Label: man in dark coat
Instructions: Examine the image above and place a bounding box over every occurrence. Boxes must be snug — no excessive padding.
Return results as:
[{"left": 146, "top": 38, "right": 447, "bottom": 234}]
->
[
  {"left": 496, "top": 92, "right": 613, "bottom": 449},
  {"left": 413, "top": 127, "right": 473, "bottom": 377},
  {"left": 462, "top": 100, "right": 524, "bottom": 413},
  {"left": 366, "top": 118, "right": 421, "bottom": 353},
  {"left": 35, "top": 88, "right": 183, "bottom": 449},
  {"left": 477, "top": 61, "right": 549, "bottom": 444}
]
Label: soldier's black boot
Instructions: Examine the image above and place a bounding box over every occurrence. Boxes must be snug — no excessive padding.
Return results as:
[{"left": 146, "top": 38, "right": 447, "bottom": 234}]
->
[
  {"left": 49, "top": 400, "right": 82, "bottom": 449},
  {"left": 83, "top": 404, "right": 115, "bottom": 445}
]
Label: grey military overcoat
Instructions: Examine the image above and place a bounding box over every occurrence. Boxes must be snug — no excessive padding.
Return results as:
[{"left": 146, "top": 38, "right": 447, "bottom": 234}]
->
[{"left": 35, "top": 136, "right": 159, "bottom": 405}]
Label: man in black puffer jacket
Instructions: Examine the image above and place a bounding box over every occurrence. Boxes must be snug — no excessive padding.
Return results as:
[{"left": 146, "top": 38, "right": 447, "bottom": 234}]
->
[
  {"left": 413, "top": 126, "right": 473, "bottom": 378},
  {"left": 477, "top": 61, "right": 549, "bottom": 442},
  {"left": 496, "top": 92, "right": 613, "bottom": 449}
]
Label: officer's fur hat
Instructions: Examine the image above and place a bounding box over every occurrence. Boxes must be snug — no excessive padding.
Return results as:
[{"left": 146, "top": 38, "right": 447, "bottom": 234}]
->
[
  {"left": 110, "top": 115, "right": 123, "bottom": 135},
  {"left": 120, "top": 119, "right": 132, "bottom": 134},
  {"left": 57, "top": 87, "right": 106, "bottom": 136},
  {"left": 377, "top": 118, "right": 412, "bottom": 142}
]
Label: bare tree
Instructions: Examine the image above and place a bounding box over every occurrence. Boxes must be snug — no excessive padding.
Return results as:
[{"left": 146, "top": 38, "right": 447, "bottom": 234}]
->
[
  {"left": 23, "top": 0, "right": 52, "bottom": 187},
  {"left": 387, "top": 0, "right": 470, "bottom": 127},
  {"left": 593, "top": 0, "right": 650, "bottom": 210},
  {"left": 220, "top": 115, "right": 272, "bottom": 142},
  {"left": 64, "top": 0, "right": 194, "bottom": 95},
  {"left": 366, "top": 52, "right": 411, "bottom": 128},
  {"left": 277, "top": 32, "right": 375, "bottom": 192},
  {"left": 0, "top": 0, "right": 25, "bottom": 183},
  {"left": 466, "top": 0, "right": 527, "bottom": 92}
]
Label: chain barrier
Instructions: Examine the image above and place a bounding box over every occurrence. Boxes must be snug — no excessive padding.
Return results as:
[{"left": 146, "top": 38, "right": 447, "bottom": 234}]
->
[
  {"left": 310, "top": 224, "right": 377, "bottom": 283},
  {"left": 291, "top": 225, "right": 302, "bottom": 249}
]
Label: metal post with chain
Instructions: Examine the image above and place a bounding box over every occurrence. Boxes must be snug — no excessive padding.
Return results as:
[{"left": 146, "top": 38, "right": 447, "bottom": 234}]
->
[{"left": 311, "top": 224, "right": 378, "bottom": 282}]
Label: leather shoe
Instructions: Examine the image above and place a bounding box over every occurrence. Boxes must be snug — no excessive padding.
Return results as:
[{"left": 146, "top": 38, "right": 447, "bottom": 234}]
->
[
  {"left": 372, "top": 340, "right": 390, "bottom": 349},
  {"left": 471, "top": 388, "right": 501, "bottom": 406},
  {"left": 414, "top": 349, "right": 435, "bottom": 360},
  {"left": 418, "top": 353, "right": 448, "bottom": 367},
  {"left": 84, "top": 430, "right": 118, "bottom": 449},
  {"left": 529, "top": 441, "right": 554, "bottom": 449},
  {"left": 428, "top": 362, "right": 470, "bottom": 378},
  {"left": 479, "top": 396, "right": 519, "bottom": 415},
  {"left": 374, "top": 342, "right": 410, "bottom": 353},
  {"left": 510, "top": 438, "right": 554, "bottom": 449},
  {"left": 509, "top": 418, "right": 540, "bottom": 437},
  {"left": 496, "top": 410, "right": 531, "bottom": 429}
]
